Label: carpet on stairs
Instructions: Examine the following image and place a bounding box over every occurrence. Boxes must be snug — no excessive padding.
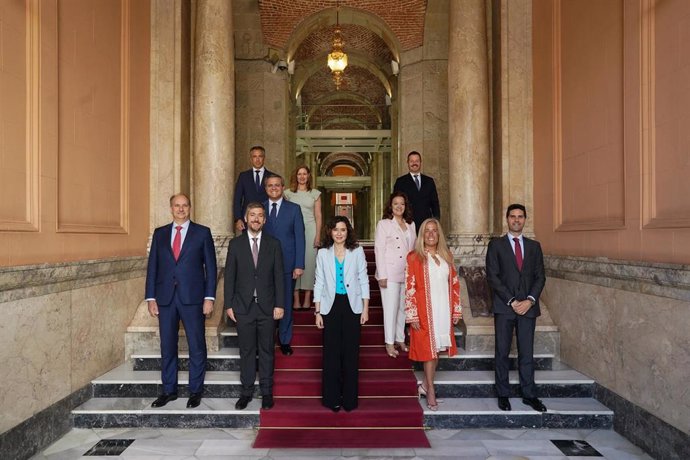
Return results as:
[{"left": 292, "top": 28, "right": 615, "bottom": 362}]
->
[{"left": 254, "top": 251, "right": 430, "bottom": 448}]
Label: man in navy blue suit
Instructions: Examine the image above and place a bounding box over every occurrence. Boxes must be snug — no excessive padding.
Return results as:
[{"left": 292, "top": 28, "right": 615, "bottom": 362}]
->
[
  {"left": 145, "top": 194, "right": 217, "bottom": 408},
  {"left": 263, "top": 174, "right": 305, "bottom": 355},
  {"left": 233, "top": 146, "right": 274, "bottom": 234},
  {"left": 486, "top": 203, "right": 547, "bottom": 413},
  {"left": 393, "top": 151, "right": 441, "bottom": 233}
]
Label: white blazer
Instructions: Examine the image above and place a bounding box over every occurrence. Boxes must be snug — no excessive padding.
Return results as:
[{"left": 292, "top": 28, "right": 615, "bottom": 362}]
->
[
  {"left": 373, "top": 218, "right": 416, "bottom": 283},
  {"left": 313, "top": 245, "right": 370, "bottom": 315}
]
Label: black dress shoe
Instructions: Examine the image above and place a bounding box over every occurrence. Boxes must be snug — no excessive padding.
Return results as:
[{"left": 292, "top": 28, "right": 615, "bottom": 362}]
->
[
  {"left": 151, "top": 393, "right": 178, "bottom": 407},
  {"left": 261, "top": 395, "right": 274, "bottom": 410},
  {"left": 186, "top": 393, "right": 202, "bottom": 408},
  {"left": 235, "top": 395, "right": 252, "bottom": 410},
  {"left": 330, "top": 405, "right": 341, "bottom": 413},
  {"left": 522, "top": 397, "right": 547, "bottom": 412},
  {"left": 498, "top": 397, "right": 512, "bottom": 411},
  {"left": 280, "top": 344, "right": 293, "bottom": 356}
]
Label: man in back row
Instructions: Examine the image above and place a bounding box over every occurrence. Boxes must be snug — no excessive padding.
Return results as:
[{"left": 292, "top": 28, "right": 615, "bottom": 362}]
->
[
  {"left": 234, "top": 145, "right": 274, "bottom": 234},
  {"left": 393, "top": 151, "right": 440, "bottom": 233}
]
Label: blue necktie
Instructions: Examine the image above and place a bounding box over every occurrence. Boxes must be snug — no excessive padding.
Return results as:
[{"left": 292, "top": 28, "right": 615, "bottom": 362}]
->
[
  {"left": 414, "top": 174, "right": 421, "bottom": 191},
  {"left": 270, "top": 202, "right": 277, "bottom": 220}
]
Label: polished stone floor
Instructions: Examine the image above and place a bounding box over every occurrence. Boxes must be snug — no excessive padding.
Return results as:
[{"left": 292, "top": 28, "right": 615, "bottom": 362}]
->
[{"left": 31, "top": 427, "right": 654, "bottom": 459}]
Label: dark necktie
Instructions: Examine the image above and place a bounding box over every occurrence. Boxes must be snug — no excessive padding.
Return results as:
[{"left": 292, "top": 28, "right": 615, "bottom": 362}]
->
[
  {"left": 513, "top": 237, "right": 523, "bottom": 271},
  {"left": 270, "top": 202, "right": 277, "bottom": 220},
  {"left": 414, "top": 174, "right": 421, "bottom": 191},
  {"left": 172, "top": 225, "right": 182, "bottom": 261},
  {"left": 252, "top": 237, "right": 259, "bottom": 267},
  {"left": 255, "top": 170, "right": 261, "bottom": 191}
]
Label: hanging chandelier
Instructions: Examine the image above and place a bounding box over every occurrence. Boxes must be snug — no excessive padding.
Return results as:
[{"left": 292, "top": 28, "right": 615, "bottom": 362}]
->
[{"left": 327, "top": 3, "right": 348, "bottom": 90}]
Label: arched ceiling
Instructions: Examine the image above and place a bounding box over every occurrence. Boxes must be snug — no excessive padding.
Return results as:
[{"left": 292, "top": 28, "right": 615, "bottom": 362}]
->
[{"left": 259, "top": 1, "right": 427, "bottom": 176}]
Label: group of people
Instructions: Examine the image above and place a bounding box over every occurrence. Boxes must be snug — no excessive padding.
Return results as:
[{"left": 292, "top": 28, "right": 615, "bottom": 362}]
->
[{"left": 144, "top": 146, "right": 548, "bottom": 415}]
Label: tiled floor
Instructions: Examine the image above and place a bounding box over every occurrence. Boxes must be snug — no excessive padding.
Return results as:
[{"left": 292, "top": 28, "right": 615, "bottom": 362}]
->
[{"left": 31, "top": 427, "right": 654, "bottom": 459}]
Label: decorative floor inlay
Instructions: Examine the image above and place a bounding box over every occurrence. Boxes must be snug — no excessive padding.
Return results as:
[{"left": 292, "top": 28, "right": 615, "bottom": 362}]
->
[
  {"left": 83, "top": 439, "right": 134, "bottom": 456},
  {"left": 551, "top": 439, "right": 603, "bottom": 456}
]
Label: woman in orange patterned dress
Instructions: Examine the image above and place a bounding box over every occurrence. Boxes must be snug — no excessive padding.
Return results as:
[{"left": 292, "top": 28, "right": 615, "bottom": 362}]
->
[{"left": 405, "top": 218, "right": 462, "bottom": 411}]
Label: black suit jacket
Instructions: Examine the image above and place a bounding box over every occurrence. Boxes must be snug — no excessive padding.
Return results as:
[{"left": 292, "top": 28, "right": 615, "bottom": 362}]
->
[
  {"left": 486, "top": 234, "right": 546, "bottom": 318},
  {"left": 233, "top": 168, "right": 274, "bottom": 222},
  {"left": 224, "top": 232, "right": 284, "bottom": 317},
  {"left": 393, "top": 173, "right": 440, "bottom": 230}
]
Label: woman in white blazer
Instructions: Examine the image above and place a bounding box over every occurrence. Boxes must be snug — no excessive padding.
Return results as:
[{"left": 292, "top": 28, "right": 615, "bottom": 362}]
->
[
  {"left": 314, "top": 216, "right": 369, "bottom": 412},
  {"left": 374, "top": 192, "right": 416, "bottom": 358}
]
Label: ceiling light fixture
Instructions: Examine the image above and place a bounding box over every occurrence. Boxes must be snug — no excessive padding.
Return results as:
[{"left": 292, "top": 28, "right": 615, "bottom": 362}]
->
[{"left": 327, "top": 2, "right": 347, "bottom": 90}]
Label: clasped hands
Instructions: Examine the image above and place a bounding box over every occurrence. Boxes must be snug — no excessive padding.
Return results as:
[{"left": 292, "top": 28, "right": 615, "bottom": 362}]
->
[
  {"left": 511, "top": 299, "right": 532, "bottom": 315},
  {"left": 226, "top": 307, "right": 284, "bottom": 322}
]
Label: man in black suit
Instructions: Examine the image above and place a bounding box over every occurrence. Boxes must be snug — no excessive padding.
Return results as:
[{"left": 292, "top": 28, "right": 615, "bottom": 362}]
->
[
  {"left": 225, "top": 202, "right": 284, "bottom": 410},
  {"left": 486, "top": 203, "right": 547, "bottom": 413},
  {"left": 145, "top": 194, "right": 217, "bottom": 409},
  {"left": 393, "top": 151, "right": 440, "bottom": 232},
  {"left": 233, "top": 146, "right": 274, "bottom": 234}
]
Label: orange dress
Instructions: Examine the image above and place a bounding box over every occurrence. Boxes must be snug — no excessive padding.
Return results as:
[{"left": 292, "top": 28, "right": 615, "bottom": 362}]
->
[{"left": 404, "top": 252, "right": 462, "bottom": 361}]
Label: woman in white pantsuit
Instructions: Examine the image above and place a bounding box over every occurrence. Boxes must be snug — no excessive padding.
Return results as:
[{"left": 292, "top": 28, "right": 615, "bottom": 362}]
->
[{"left": 374, "top": 192, "right": 416, "bottom": 358}]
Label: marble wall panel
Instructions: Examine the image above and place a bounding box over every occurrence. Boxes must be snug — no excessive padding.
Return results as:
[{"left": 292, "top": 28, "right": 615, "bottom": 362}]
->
[
  {"left": 70, "top": 278, "right": 144, "bottom": 390},
  {"left": 0, "top": 292, "right": 71, "bottom": 434},
  {"left": 543, "top": 277, "right": 690, "bottom": 434}
]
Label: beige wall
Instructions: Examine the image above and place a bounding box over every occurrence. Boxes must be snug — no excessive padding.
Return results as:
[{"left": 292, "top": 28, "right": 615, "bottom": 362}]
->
[
  {"left": 0, "top": 0, "right": 150, "bottom": 267},
  {"left": 534, "top": 0, "right": 690, "bottom": 436},
  {"left": 533, "top": 0, "right": 690, "bottom": 265}
]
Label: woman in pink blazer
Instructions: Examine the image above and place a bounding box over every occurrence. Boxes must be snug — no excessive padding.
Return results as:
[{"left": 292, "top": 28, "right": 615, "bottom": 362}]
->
[{"left": 374, "top": 192, "right": 417, "bottom": 358}]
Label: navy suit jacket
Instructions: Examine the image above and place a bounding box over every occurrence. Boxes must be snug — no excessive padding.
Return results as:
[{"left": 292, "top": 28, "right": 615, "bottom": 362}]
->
[
  {"left": 233, "top": 168, "right": 274, "bottom": 222},
  {"left": 263, "top": 199, "right": 305, "bottom": 273},
  {"left": 485, "top": 234, "right": 546, "bottom": 318},
  {"left": 145, "top": 221, "right": 217, "bottom": 306},
  {"left": 393, "top": 173, "right": 441, "bottom": 230}
]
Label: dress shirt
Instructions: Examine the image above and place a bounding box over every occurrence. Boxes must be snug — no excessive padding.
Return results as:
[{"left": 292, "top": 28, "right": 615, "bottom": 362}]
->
[
  {"left": 409, "top": 172, "right": 422, "bottom": 183},
  {"left": 268, "top": 197, "right": 284, "bottom": 216},
  {"left": 248, "top": 231, "right": 262, "bottom": 251},
  {"left": 254, "top": 167, "right": 266, "bottom": 186},
  {"left": 506, "top": 233, "right": 534, "bottom": 305},
  {"left": 170, "top": 220, "right": 190, "bottom": 247}
]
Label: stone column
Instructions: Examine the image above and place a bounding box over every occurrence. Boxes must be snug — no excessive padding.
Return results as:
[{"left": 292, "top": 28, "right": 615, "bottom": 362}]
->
[
  {"left": 448, "top": 0, "right": 490, "bottom": 238},
  {"left": 192, "top": 0, "right": 234, "bottom": 236}
]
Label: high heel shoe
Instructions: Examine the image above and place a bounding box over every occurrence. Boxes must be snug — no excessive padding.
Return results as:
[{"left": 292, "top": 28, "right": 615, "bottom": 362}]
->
[
  {"left": 417, "top": 384, "right": 427, "bottom": 399},
  {"left": 426, "top": 396, "right": 439, "bottom": 411},
  {"left": 386, "top": 344, "right": 399, "bottom": 358},
  {"left": 395, "top": 341, "right": 409, "bottom": 353}
]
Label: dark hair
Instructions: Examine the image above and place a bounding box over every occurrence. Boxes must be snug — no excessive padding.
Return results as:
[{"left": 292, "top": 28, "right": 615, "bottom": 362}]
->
[
  {"left": 382, "top": 191, "right": 413, "bottom": 224},
  {"left": 264, "top": 173, "right": 285, "bottom": 186},
  {"left": 506, "top": 203, "right": 527, "bottom": 218},
  {"left": 169, "top": 193, "right": 191, "bottom": 207},
  {"left": 245, "top": 201, "right": 265, "bottom": 217},
  {"left": 289, "top": 165, "right": 312, "bottom": 192},
  {"left": 249, "top": 145, "right": 265, "bottom": 155},
  {"left": 407, "top": 151, "right": 422, "bottom": 160},
  {"left": 322, "top": 216, "right": 358, "bottom": 250}
]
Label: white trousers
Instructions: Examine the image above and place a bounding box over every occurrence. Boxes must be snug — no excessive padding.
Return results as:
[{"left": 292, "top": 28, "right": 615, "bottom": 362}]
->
[{"left": 380, "top": 281, "right": 406, "bottom": 344}]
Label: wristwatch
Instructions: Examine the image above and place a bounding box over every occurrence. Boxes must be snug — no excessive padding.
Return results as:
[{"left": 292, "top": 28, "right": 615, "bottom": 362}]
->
[{"left": 314, "top": 311, "right": 321, "bottom": 316}]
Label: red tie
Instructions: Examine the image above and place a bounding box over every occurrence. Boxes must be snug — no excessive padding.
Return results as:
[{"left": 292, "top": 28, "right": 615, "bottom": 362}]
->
[
  {"left": 513, "top": 237, "right": 523, "bottom": 271},
  {"left": 173, "top": 225, "right": 182, "bottom": 261}
]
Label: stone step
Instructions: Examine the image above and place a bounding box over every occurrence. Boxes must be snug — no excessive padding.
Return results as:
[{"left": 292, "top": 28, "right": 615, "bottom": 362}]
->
[
  {"left": 421, "top": 397, "right": 613, "bottom": 429},
  {"left": 71, "top": 396, "right": 612, "bottom": 429},
  {"left": 131, "top": 347, "right": 555, "bottom": 372},
  {"left": 415, "top": 369, "right": 595, "bottom": 398},
  {"left": 71, "top": 397, "right": 259, "bottom": 429},
  {"left": 90, "top": 363, "right": 591, "bottom": 399}
]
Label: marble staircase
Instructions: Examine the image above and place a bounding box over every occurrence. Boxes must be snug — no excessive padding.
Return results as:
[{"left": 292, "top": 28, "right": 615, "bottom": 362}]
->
[{"left": 71, "top": 321, "right": 612, "bottom": 429}]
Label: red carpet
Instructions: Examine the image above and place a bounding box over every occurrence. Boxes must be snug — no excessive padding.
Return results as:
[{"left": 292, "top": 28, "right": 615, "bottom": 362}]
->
[{"left": 254, "top": 246, "right": 430, "bottom": 448}]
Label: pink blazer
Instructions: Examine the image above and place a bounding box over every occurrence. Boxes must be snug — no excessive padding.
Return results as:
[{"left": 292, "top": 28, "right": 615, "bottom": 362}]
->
[{"left": 374, "top": 218, "right": 416, "bottom": 283}]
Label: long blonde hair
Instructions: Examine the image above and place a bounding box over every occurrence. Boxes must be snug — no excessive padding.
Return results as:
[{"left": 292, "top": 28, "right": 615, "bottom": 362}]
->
[{"left": 413, "top": 218, "right": 453, "bottom": 265}]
